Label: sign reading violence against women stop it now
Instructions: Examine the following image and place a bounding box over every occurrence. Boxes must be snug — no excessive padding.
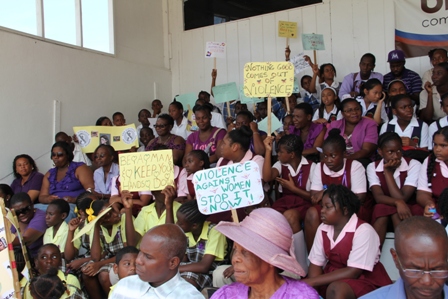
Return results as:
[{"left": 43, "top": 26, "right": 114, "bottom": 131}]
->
[
  {"left": 119, "top": 150, "right": 174, "bottom": 192},
  {"left": 243, "top": 62, "right": 295, "bottom": 98},
  {"left": 193, "top": 161, "right": 264, "bottom": 215}
]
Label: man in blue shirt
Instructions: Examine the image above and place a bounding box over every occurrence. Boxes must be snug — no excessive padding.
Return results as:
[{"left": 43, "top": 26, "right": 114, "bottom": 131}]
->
[
  {"left": 383, "top": 50, "right": 422, "bottom": 104},
  {"left": 360, "top": 216, "right": 448, "bottom": 299}
]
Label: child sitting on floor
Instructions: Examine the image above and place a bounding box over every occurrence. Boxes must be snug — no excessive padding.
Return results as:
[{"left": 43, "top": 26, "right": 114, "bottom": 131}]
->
[
  {"left": 304, "top": 184, "right": 392, "bottom": 298},
  {"left": 176, "top": 200, "right": 227, "bottom": 291}
]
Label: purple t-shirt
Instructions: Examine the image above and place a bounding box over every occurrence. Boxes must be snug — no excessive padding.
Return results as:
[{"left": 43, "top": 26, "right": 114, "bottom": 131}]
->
[
  {"left": 11, "top": 209, "right": 47, "bottom": 258},
  {"left": 326, "top": 117, "right": 378, "bottom": 159},
  {"left": 289, "top": 122, "right": 324, "bottom": 150},
  {"left": 186, "top": 127, "right": 226, "bottom": 157},
  {"left": 211, "top": 276, "right": 319, "bottom": 299},
  {"left": 10, "top": 171, "right": 44, "bottom": 194}
]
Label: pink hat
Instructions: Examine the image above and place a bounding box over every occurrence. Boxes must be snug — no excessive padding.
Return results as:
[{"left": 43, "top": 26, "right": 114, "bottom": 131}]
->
[{"left": 215, "top": 208, "right": 305, "bottom": 277}]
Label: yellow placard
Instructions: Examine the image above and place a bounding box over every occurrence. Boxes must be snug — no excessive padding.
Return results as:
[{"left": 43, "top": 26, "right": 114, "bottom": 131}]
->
[
  {"left": 0, "top": 206, "right": 16, "bottom": 299},
  {"left": 72, "top": 207, "right": 112, "bottom": 242},
  {"left": 278, "top": 21, "right": 298, "bottom": 38},
  {"left": 73, "top": 124, "right": 139, "bottom": 153},
  {"left": 243, "top": 62, "right": 295, "bottom": 98},
  {"left": 119, "top": 150, "right": 174, "bottom": 192}
]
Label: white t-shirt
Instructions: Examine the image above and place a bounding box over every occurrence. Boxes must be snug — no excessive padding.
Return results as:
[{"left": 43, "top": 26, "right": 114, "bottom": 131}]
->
[{"left": 379, "top": 117, "right": 429, "bottom": 148}]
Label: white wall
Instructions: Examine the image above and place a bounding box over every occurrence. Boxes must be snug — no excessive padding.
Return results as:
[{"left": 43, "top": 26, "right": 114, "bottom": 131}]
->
[
  {"left": 168, "top": 0, "right": 432, "bottom": 97},
  {"left": 0, "top": 0, "right": 172, "bottom": 183}
]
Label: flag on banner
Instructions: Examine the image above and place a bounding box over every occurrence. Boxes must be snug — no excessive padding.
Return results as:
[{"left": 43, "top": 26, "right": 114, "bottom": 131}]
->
[{"left": 394, "top": 0, "right": 448, "bottom": 58}]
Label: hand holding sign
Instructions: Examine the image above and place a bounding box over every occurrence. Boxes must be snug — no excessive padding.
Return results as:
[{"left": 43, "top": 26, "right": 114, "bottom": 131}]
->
[{"left": 194, "top": 161, "right": 263, "bottom": 215}]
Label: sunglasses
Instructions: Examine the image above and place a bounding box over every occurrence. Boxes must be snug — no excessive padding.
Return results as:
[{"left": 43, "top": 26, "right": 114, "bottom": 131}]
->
[
  {"left": 51, "top": 152, "right": 64, "bottom": 158},
  {"left": 15, "top": 205, "right": 32, "bottom": 216},
  {"left": 153, "top": 124, "right": 168, "bottom": 129}
]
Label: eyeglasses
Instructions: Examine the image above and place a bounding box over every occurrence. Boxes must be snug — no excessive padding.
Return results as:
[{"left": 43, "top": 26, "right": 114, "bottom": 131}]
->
[
  {"left": 395, "top": 251, "right": 448, "bottom": 279},
  {"left": 343, "top": 107, "right": 361, "bottom": 113},
  {"left": 153, "top": 124, "right": 168, "bottom": 129},
  {"left": 51, "top": 152, "right": 64, "bottom": 158},
  {"left": 15, "top": 205, "right": 33, "bottom": 216}
]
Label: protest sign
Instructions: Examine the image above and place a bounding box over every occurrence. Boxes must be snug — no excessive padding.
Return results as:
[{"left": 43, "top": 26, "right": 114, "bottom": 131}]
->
[
  {"left": 257, "top": 114, "right": 283, "bottom": 134},
  {"left": 212, "top": 82, "right": 240, "bottom": 104},
  {"left": 302, "top": 34, "right": 325, "bottom": 51},
  {"left": 193, "top": 161, "right": 263, "bottom": 215},
  {"left": 175, "top": 93, "right": 197, "bottom": 111},
  {"left": 239, "top": 85, "right": 264, "bottom": 104},
  {"left": 73, "top": 124, "right": 139, "bottom": 153},
  {"left": 72, "top": 206, "right": 112, "bottom": 242},
  {"left": 290, "top": 53, "right": 310, "bottom": 75},
  {"left": 205, "top": 42, "right": 226, "bottom": 58},
  {"left": 243, "top": 62, "right": 295, "bottom": 98},
  {"left": 119, "top": 150, "right": 174, "bottom": 192},
  {"left": 278, "top": 21, "right": 298, "bottom": 38},
  {"left": 0, "top": 200, "right": 19, "bottom": 299}
]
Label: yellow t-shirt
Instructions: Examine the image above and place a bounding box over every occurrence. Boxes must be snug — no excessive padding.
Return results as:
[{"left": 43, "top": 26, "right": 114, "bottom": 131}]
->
[
  {"left": 23, "top": 270, "right": 81, "bottom": 299},
  {"left": 43, "top": 222, "right": 69, "bottom": 253},
  {"left": 185, "top": 221, "right": 227, "bottom": 261},
  {"left": 134, "top": 202, "right": 181, "bottom": 237}
]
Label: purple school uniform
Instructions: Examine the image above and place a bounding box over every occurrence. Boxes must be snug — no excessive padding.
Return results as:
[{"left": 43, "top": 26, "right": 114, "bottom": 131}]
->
[
  {"left": 10, "top": 171, "right": 44, "bottom": 194},
  {"left": 48, "top": 161, "right": 85, "bottom": 199},
  {"left": 186, "top": 127, "right": 226, "bottom": 157},
  {"left": 289, "top": 123, "right": 324, "bottom": 150},
  {"left": 326, "top": 118, "right": 378, "bottom": 160}
]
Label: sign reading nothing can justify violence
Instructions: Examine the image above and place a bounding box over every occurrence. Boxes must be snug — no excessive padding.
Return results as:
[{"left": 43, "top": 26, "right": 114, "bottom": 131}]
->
[
  {"left": 119, "top": 150, "right": 174, "bottom": 192},
  {"left": 243, "top": 62, "right": 295, "bottom": 98},
  {"left": 193, "top": 161, "right": 264, "bottom": 215}
]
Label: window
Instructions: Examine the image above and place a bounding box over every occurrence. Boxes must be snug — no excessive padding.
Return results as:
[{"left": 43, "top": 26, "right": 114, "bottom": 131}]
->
[
  {"left": 0, "top": 0, "right": 114, "bottom": 54},
  {"left": 184, "top": 0, "right": 323, "bottom": 30}
]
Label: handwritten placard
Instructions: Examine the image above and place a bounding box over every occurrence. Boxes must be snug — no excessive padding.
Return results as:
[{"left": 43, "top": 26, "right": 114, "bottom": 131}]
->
[
  {"left": 257, "top": 113, "right": 283, "bottom": 134},
  {"left": 278, "top": 21, "right": 298, "bottom": 38},
  {"left": 243, "top": 62, "right": 295, "bottom": 98},
  {"left": 193, "top": 161, "right": 263, "bottom": 215},
  {"left": 212, "top": 82, "right": 240, "bottom": 104},
  {"left": 239, "top": 85, "right": 264, "bottom": 104},
  {"left": 205, "top": 42, "right": 226, "bottom": 58},
  {"left": 175, "top": 93, "right": 197, "bottom": 111},
  {"left": 302, "top": 34, "right": 325, "bottom": 51},
  {"left": 290, "top": 53, "right": 310, "bottom": 75},
  {"left": 73, "top": 124, "right": 139, "bottom": 154},
  {"left": 119, "top": 150, "right": 174, "bottom": 192},
  {"left": 0, "top": 201, "right": 16, "bottom": 299}
]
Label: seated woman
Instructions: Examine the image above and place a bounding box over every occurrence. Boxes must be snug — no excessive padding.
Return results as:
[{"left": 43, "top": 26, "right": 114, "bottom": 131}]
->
[
  {"left": 227, "top": 111, "right": 266, "bottom": 156},
  {"left": 304, "top": 128, "right": 367, "bottom": 252},
  {"left": 38, "top": 141, "right": 94, "bottom": 220},
  {"left": 210, "top": 208, "right": 318, "bottom": 299},
  {"left": 185, "top": 103, "right": 226, "bottom": 165},
  {"left": 145, "top": 113, "right": 186, "bottom": 166},
  {"left": 326, "top": 98, "right": 378, "bottom": 167},
  {"left": 10, "top": 192, "right": 47, "bottom": 261},
  {"left": 289, "top": 103, "right": 326, "bottom": 161},
  {"left": 93, "top": 145, "right": 119, "bottom": 200},
  {"left": 368, "top": 132, "right": 421, "bottom": 246},
  {"left": 304, "top": 185, "right": 392, "bottom": 299},
  {"left": 176, "top": 200, "right": 227, "bottom": 291},
  {"left": 210, "top": 126, "right": 264, "bottom": 224},
  {"left": 380, "top": 94, "right": 429, "bottom": 162},
  {"left": 10, "top": 154, "right": 44, "bottom": 203}
]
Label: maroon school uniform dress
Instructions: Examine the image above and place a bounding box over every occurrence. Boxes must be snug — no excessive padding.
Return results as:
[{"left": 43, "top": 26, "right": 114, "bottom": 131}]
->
[
  {"left": 371, "top": 158, "right": 422, "bottom": 223},
  {"left": 206, "top": 158, "right": 247, "bottom": 224},
  {"left": 272, "top": 161, "right": 312, "bottom": 219},
  {"left": 429, "top": 162, "right": 448, "bottom": 214},
  {"left": 317, "top": 219, "right": 392, "bottom": 298}
]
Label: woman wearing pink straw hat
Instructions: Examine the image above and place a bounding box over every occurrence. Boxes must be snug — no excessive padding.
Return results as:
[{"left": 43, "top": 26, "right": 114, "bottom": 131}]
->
[{"left": 210, "top": 208, "right": 319, "bottom": 299}]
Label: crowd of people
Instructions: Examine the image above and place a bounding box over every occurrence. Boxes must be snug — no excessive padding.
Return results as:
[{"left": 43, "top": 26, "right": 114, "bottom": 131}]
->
[{"left": 2, "top": 47, "right": 448, "bottom": 299}]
